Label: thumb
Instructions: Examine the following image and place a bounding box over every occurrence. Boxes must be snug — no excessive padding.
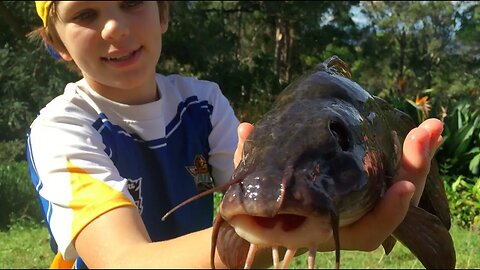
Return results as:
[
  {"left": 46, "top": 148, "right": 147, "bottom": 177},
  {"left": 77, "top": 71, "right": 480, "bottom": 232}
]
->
[{"left": 234, "top": 122, "right": 254, "bottom": 168}]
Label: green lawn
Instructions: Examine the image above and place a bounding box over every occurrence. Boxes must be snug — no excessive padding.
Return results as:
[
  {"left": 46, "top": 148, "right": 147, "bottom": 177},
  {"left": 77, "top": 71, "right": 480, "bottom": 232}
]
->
[
  {"left": 1, "top": 221, "right": 478, "bottom": 269},
  {"left": 291, "top": 225, "right": 480, "bottom": 269},
  {"left": 0, "top": 221, "right": 52, "bottom": 269}
]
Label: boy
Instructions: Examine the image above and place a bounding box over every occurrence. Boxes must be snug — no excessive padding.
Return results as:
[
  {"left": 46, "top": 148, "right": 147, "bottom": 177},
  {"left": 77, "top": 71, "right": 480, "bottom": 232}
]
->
[{"left": 27, "top": 1, "right": 443, "bottom": 268}]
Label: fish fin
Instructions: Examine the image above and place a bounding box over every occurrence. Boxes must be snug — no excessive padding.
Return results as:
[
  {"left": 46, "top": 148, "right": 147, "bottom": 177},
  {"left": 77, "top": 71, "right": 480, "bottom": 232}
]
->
[
  {"left": 419, "top": 160, "right": 452, "bottom": 229},
  {"left": 393, "top": 205, "right": 456, "bottom": 269},
  {"left": 324, "top": 56, "right": 352, "bottom": 78},
  {"left": 381, "top": 235, "right": 397, "bottom": 255}
]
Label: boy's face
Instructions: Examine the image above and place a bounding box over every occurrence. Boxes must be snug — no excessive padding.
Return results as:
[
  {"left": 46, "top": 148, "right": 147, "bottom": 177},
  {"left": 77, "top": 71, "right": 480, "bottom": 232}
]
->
[{"left": 53, "top": 1, "right": 168, "bottom": 96}]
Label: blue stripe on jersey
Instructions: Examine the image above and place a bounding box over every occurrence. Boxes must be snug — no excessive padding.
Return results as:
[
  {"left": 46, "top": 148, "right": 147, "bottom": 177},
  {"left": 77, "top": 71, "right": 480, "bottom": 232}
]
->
[
  {"left": 74, "top": 258, "right": 87, "bottom": 269},
  {"left": 25, "top": 131, "right": 58, "bottom": 254},
  {"left": 165, "top": 96, "right": 212, "bottom": 136}
]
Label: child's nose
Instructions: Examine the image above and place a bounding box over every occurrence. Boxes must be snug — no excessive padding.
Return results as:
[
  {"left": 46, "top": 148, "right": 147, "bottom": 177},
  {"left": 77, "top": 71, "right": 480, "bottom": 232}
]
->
[{"left": 101, "top": 18, "right": 130, "bottom": 41}]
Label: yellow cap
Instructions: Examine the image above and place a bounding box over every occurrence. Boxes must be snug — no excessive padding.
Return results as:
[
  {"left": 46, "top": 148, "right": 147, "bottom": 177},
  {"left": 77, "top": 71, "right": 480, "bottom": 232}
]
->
[{"left": 35, "top": 1, "right": 53, "bottom": 27}]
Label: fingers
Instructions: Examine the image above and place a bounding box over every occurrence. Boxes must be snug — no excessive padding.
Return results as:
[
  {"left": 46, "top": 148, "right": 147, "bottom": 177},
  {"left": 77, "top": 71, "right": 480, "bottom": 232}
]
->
[
  {"left": 396, "top": 118, "right": 444, "bottom": 205},
  {"left": 234, "top": 122, "right": 254, "bottom": 168},
  {"left": 338, "top": 180, "right": 415, "bottom": 251},
  {"left": 238, "top": 122, "right": 254, "bottom": 142},
  {"left": 400, "top": 126, "right": 430, "bottom": 179},
  {"left": 418, "top": 118, "right": 443, "bottom": 158},
  {"left": 402, "top": 118, "right": 443, "bottom": 174}
]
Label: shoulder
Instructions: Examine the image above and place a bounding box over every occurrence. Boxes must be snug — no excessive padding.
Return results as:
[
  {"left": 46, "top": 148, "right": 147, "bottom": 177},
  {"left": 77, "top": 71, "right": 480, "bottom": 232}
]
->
[
  {"left": 29, "top": 81, "right": 99, "bottom": 136},
  {"left": 156, "top": 73, "right": 223, "bottom": 100},
  {"left": 155, "top": 73, "right": 236, "bottom": 118}
]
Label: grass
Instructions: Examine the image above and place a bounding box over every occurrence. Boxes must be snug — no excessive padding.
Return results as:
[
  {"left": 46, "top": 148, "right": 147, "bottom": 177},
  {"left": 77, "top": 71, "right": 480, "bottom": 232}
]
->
[
  {"left": 0, "top": 220, "right": 53, "bottom": 269},
  {"left": 291, "top": 224, "right": 480, "bottom": 269},
  {"left": 0, "top": 220, "right": 478, "bottom": 269}
]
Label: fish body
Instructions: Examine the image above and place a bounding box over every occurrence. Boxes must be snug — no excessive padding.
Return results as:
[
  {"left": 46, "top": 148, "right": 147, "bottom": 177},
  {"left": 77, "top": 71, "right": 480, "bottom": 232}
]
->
[{"left": 213, "top": 56, "right": 455, "bottom": 269}]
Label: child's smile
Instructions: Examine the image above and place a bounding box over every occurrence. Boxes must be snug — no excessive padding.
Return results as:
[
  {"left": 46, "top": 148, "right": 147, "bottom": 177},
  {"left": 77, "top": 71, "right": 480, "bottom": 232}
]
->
[{"left": 101, "top": 46, "right": 143, "bottom": 68}]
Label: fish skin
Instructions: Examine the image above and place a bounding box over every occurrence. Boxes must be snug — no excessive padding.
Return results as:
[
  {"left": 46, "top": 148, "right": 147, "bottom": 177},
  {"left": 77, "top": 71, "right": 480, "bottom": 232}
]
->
[{"left": 213, "top": 56, "right": 455, "bottom": 269}]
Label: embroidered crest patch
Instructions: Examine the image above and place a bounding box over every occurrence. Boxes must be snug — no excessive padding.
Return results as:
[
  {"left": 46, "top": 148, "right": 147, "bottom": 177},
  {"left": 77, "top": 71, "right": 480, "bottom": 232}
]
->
[
  {"left": 186, "top": 154, "right": 214, "bottom": 192},
  {"left": 127, "top": 177, "right": 144, "bottom": 214}
]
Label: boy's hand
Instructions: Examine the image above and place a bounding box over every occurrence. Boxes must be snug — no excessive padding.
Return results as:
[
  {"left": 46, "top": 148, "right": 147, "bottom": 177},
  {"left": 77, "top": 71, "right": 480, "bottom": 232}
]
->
[{"left": 233, "top": 118, "right": 443, "bottom": 252}]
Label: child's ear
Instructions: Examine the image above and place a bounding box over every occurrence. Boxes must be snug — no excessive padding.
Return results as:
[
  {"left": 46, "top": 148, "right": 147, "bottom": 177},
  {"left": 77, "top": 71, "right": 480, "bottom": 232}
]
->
[
  {"left": 46, "top": 44, "right": 62, "bottom": 60},
  {"left": 161, "top": 19, "right": 169, "bottom": 34},
  {"left": 58, "top": 50, "right": 73, "bottom": 61},
  {"left": 160, "top": 2, "right": 169, "bottom": 34},
  {"left": 46, "top": 44, "right": 72, "bottom": 61}
]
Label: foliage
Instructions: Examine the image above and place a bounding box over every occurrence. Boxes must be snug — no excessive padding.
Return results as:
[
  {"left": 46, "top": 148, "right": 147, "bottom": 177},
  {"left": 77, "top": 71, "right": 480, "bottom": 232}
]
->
[
  {"left": 0, "top": 41, "right": 79, "bottom": 141},
  {"left": 444, "top": 175, "right": 480, "bottom": 228},
  {"left": 456, "top": 3, "right": 480, "bottom": 57},
  {"left": 159, "top": 1, "right": 358, "bottom": 123},
  {"left": 355, "top": 1, "right": 473, "bottom": 101},
  {"left": 0, "top": 2, "right": 79, "bottom": 141},
  {"left": 400, "top": 87, "right": 480, "bottom": 229},
  {"left": 437, "top": 102, "right": 480, "bottom": 177},
  {"left": 0, "top": 161, "right": 43, "bottom": 229},
  {"left": 0, "top": 139, "right": 25, "bottom": 163}
]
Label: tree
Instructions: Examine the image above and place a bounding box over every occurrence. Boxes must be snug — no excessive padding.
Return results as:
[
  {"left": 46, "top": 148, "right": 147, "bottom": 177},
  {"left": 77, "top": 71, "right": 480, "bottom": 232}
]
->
[{"left": 0, "top": 1, "right": 79, "bottom": 141}]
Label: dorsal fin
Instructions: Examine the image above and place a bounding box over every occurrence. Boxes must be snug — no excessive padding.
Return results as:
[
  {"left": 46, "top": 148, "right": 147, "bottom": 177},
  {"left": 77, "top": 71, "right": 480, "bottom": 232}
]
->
[{"left": 316, "top": 55, "right": 352, "bottom": 79}]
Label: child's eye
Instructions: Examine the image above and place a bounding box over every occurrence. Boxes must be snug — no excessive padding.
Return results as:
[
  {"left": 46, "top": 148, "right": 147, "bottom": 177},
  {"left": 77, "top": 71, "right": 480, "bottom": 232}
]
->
[
  {"left": 72, "top": 10, "right": 97, "bottom": 22},
  {"left": 121, "top": 1, "right": 144, "bottom": 9}
]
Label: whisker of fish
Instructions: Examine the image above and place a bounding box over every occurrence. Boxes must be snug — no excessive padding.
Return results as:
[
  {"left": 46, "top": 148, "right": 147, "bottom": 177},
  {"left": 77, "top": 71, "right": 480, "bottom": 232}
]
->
[
  {"left": 308, "top": 246, "right": 317, "bottom": 269},
  {"left": 161, "top": 177, "right": 242, "bottom": 221},
  {"left": 281, "top": 248, "right": 297, "bottom": 269},
  {"left": 272, "top": 246, "right": 280, "bottom": 269},
  {"left": 244, "top": 244, "right": 258, "bottom": 269},
  {"left": 331, "top": 209, "right": 340, "bottom": 270}
]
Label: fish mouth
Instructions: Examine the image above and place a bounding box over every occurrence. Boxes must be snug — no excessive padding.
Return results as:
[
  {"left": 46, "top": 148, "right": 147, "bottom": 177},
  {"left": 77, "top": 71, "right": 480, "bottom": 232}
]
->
[
  {"left": 220, "top": 209, "right": 340, "bottom": 269},
  {"left": 228, "top": 213, "right": 333, "bottom": 249}
]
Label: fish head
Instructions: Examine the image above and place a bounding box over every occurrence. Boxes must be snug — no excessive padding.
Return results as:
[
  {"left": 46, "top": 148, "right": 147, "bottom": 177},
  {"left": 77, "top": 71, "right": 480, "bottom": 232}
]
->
[{"left": 219, "top": 56, "right": 402, "bottom": 250}]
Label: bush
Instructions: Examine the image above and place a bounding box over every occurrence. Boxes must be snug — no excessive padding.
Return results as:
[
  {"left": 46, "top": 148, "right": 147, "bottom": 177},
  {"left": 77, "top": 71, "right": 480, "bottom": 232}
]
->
[
  {"left": 438, "top": 101, "right": 480, "bottom": 177},
  {"left": 0, "top": 41, "right": 79, "bottom": 141},
  {"left": 0, "top": 139, "right": 25, "bottom": 163},
  {"left": 443, "top": 175, "right": 480, "bottom": 228},
  {"left": 0, "top": 161, "right": 43, "bottom": 229}
]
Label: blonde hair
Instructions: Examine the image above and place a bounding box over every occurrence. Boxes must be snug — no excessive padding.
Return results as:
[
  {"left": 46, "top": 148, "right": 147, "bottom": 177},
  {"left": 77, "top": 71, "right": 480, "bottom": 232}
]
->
[{"left": 28, "top": 1, "right": 169, "bottom": 75}]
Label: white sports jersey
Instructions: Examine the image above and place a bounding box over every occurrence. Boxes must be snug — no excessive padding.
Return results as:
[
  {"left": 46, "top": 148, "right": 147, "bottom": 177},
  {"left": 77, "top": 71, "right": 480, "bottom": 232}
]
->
[{"left": 25, "top": 74, "right": 240, "bottom": 268}]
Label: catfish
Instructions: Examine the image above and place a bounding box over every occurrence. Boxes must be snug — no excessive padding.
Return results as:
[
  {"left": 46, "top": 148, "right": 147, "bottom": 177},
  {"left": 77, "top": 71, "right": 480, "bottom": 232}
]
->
[{"left": 163, "top": 56, "right": 455, "bottom": 269}]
